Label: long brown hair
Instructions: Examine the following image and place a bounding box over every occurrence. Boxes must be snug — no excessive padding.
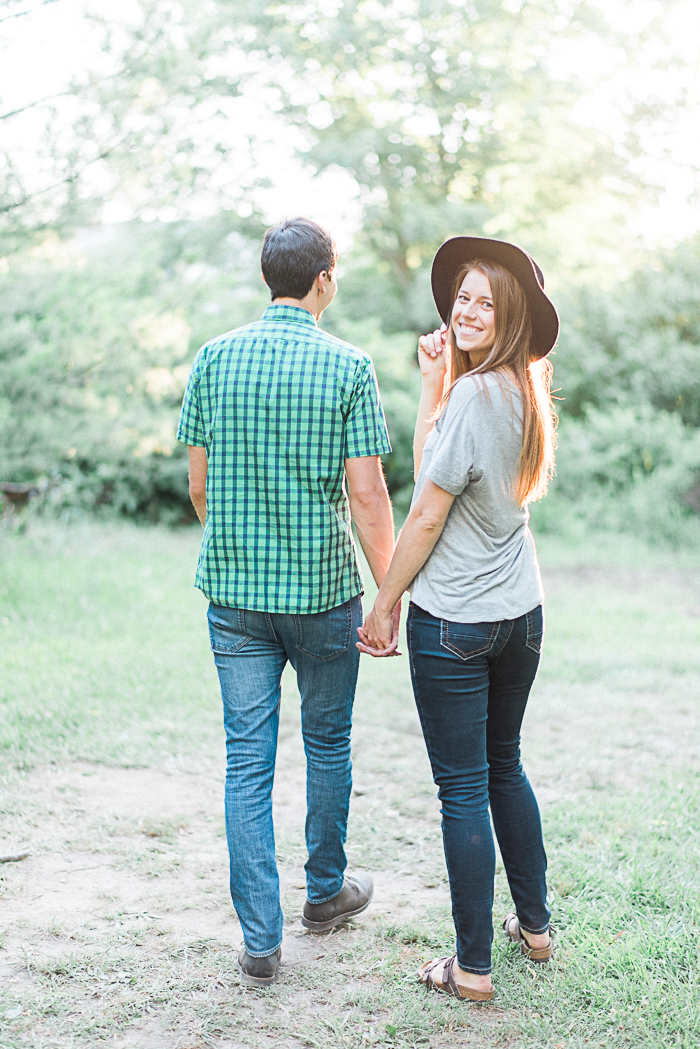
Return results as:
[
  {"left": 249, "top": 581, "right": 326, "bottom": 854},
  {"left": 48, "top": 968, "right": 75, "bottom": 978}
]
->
[{"left": 438, "top": 258, "right": 557, "bottom": 505}]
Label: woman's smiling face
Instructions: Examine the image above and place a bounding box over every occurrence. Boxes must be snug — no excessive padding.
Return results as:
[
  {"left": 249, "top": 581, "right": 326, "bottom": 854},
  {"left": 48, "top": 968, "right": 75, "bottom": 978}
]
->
[{"left": 451, "top": 268, "right": 496, "bottom": 362}]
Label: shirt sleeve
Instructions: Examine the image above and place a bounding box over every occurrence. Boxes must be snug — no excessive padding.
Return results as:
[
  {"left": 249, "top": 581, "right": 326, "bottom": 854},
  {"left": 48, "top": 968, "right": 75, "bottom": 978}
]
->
[
  {"left": 176, "top": 350, "right": 205, "bottom": 447},
  {"left": 425, "top": 379, "right": 478, "bottom": 495},
  {"left": 343, "top": 357, "right": 392, "bottom": 459}
]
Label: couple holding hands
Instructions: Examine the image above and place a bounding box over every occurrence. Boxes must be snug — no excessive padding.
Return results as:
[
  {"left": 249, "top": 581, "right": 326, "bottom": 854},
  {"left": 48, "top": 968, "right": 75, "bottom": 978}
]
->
[{"left": 178, "top": 216, "right": 558, "bottom": 999}]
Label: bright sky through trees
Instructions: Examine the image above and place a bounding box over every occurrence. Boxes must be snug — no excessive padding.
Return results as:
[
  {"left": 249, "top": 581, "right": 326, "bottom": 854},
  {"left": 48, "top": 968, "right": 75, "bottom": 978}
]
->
[{"left": 1, "top": 0, "right": 699, "bottom": 250}]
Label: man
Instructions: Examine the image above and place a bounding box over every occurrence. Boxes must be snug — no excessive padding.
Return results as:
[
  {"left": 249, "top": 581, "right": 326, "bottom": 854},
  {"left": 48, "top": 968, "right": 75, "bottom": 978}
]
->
[{"left": 177, "top": 217, "right": 397, "bottom": 987}]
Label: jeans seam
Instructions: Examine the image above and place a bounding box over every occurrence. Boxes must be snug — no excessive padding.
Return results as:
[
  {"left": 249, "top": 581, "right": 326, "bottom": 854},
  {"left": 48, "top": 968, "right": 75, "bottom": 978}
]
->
[
  {"left": 243, "top": 940, "right": 283, "bottom": 959},
  {"left": 306, "top": 884, "right": 344, "bottom": 905},
  {"left": 457, "top": 961, "right": 492, "bottom": 975},
  {"left": 525, "top": 605, "right": 543, "bottom": 653},
  {"left": 490, "top": 618, "right": 514, "bottom": 660},
  {"left": 518, "top": 921, "right": 551, "bottom": 935}
]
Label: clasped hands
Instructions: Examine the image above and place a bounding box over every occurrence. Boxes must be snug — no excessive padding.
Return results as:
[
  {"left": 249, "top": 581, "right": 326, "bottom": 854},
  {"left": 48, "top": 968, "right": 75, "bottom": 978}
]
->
[{"left": 356, "top": 600, "right": 402, "bottom": 658}]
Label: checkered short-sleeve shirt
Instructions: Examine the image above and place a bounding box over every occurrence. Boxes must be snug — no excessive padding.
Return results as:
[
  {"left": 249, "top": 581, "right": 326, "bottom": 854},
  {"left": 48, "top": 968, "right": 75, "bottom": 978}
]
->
[{"left": 177, "top": 304, "right": 392, "bottom": 613}]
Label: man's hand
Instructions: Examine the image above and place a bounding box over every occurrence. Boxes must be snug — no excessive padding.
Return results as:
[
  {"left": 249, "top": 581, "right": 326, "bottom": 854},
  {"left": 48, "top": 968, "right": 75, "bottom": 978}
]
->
[{"left": 356, "top": 602, "right": 402, "bottom": 657}]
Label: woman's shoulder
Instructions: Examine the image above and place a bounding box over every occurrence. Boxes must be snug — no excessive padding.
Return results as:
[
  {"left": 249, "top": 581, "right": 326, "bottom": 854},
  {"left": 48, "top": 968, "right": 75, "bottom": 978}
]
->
[{"left": 450, "top": 369, "right": 519, "bottom": 407}]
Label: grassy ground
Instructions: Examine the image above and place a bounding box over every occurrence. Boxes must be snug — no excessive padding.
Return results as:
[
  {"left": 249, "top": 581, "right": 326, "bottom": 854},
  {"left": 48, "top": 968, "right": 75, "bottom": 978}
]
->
[{"left": 1, "top": 519, "right": 699, "bottom": 1048}]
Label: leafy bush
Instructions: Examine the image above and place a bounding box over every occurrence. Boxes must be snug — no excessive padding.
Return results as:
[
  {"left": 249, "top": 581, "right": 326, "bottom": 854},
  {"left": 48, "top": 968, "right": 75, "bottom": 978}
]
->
[
  {"left": 0, "top": 218, "right": 267, "bottom": 520},
  {"left": 3, "top": 221, "right": 700, "bottom": 544},
  {"left": 532, "top": 406, "right": 700, "bottom": 545}
]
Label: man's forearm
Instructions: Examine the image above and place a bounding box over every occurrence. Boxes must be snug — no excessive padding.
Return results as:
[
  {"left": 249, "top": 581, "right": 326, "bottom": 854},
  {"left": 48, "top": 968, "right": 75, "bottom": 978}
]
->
[
  {"left": 191, "top": 493, "right": 206, "bottom": 526},
  {"left": 188, "top": 446, "right": 208, "bottom": 526},
  {"left": 349, "top": 489, "right": 395, "bottom": 588}
]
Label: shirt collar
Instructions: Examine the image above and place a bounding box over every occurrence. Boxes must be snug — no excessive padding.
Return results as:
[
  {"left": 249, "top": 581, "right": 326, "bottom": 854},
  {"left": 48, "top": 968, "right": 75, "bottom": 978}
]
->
[{"left": 262, "top": 304, "right": 317, "bottom": 327}]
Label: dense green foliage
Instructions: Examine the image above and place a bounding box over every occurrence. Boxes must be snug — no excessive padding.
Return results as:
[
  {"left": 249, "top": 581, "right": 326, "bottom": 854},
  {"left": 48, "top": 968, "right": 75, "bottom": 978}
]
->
[
  {"left": 1, "top": 0, "right": 699, "bottom": 539},
  {"left": 0, "top": 219, "right": 267, "bottom": 520},
  {"left": 3, "top": 224, "right": 700, "bottom": 540},
  {"left": 539, "top": 240, "right": 700, "bottom": 542}
]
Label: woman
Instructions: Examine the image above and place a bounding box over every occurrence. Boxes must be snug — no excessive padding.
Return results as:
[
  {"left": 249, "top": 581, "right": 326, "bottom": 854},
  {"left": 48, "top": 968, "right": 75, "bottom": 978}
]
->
[{"left": 358, "top": 237, "right": 559, "bottom": 1001}]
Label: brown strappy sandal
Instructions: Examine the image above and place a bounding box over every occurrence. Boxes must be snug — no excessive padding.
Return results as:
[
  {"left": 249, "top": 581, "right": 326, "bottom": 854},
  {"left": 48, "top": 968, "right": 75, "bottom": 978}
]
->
[
  {"left": 502, "top": 913, "right": 554, "bottom": 962},
  {"left": 418, "top": 955, "right": 494, "bottom": 1002}
]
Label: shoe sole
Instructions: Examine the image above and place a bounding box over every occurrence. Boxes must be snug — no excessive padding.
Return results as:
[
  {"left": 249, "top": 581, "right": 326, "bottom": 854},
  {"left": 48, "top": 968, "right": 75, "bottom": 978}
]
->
[
  {"left": 301, "top": 887, "right": 374, "bottom": 932},
  {"left": 237, "top": 963, "right": 278, "bottom": 987}
]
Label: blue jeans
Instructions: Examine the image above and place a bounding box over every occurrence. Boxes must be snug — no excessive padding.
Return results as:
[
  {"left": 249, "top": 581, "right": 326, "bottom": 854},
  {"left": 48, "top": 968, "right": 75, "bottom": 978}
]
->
[
  {"left": 407, "top": 602, "right": 550, "bottom": 974},
  {"left": 207, "top": 596, "right": 362, "bottom": 957}
]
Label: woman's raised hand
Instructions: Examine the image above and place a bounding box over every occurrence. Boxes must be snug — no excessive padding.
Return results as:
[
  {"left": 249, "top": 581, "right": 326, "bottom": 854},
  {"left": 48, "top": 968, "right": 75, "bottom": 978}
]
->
[{"left": 418, "top": 324, "right": 448, "bottom": 381}]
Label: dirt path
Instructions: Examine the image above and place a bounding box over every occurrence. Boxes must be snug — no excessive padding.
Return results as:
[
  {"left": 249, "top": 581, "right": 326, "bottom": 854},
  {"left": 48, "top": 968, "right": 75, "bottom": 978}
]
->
[{"left": 3, "top": 560, "right": 700, "bottom": 1047}]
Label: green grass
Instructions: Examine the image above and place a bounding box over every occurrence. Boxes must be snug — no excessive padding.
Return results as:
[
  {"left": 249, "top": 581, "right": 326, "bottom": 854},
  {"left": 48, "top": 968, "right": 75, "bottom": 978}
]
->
[{"left": 1, "top": 519, "right": 700, "bottom": 1048}]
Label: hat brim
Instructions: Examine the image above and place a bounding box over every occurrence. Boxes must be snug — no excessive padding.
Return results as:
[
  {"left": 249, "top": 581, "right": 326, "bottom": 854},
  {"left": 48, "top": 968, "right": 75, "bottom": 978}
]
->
[{"left": 431, "top": 236, "right": 559, "bottom": 360}]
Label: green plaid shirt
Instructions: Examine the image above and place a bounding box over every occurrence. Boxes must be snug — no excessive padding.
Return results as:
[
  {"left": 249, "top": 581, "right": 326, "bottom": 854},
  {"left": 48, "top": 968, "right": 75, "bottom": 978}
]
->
[{"left": 177, "top": 304, "right": 391, "bottom": 613}]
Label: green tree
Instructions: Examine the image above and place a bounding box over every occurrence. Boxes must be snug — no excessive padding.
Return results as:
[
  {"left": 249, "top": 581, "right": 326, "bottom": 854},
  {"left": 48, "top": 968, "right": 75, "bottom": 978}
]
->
[{"left": 0, "top": 216, "right": 267, "bottom": 518}]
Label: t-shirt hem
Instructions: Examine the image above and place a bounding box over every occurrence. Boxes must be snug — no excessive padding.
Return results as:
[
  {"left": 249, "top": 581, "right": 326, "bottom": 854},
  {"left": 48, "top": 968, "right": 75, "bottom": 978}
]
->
[{"left": 409, "top": 591, "right": 543, "bottom": 625}]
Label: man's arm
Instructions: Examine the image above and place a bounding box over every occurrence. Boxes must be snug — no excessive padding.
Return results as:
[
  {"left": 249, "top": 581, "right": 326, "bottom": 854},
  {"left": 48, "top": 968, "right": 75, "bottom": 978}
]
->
[
  {"left": 344, "top": 456, "right": 394, "bottom": 587},
  {"left": 188, "top": 445, "right": 208, "bottom": 525}
]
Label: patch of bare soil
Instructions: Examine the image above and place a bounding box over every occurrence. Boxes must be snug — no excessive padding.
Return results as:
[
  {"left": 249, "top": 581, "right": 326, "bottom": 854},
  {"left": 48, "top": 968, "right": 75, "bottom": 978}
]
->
[{"left": 0, "top": 743, "right": 518, "bottom": 1048}]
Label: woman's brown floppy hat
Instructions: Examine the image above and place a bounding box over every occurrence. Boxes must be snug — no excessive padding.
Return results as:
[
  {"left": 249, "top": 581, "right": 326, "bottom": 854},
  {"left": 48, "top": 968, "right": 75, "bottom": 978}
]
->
[{"left": 431, "top": 236, "right": 559, "bottom": 359}]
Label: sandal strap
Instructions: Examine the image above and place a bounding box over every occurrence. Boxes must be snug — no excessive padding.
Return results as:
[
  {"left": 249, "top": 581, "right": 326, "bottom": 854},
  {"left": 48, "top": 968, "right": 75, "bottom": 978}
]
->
[
  {"left": 503, "top": 913, "right": 523, "bottom": 943},
  {"left": 422, "top": 957, "right": 447, "bottom": 990},
  {"left": 443, "top": 956, "right": 462, "bottom": 999}
]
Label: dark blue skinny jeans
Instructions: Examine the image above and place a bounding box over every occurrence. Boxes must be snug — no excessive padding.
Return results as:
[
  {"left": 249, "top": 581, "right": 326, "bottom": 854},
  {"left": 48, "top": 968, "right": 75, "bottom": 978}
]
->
[{"left": 407, "top": 601, "right": 550, "bottom": 974}]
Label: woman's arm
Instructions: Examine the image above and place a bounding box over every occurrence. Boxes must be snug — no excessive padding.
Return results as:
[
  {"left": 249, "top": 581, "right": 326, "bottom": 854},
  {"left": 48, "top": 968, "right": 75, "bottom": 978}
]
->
[
  {"left": 413, "top": 326, "right": 448, "bottom": 479},
  {"left": 358, "top": 479, "right": 455, "bottom": 651}
]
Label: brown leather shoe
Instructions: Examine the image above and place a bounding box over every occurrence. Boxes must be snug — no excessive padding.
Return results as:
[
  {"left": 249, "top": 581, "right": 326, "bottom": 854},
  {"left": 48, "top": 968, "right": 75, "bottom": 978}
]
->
[
  {"left": 237, "top": 947, "right": 281, "bottom": 987},
  {"left": 301, "top": 873, "right": 374, "bottom": 932}
]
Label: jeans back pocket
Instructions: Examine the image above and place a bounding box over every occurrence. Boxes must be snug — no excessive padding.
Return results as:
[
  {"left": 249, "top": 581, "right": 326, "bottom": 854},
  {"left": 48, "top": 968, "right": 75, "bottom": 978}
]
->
[
  {"left": 525, "top": 605, "right": 544, "bottom": 654},
  {"left": 207, "top": 605, "right": 251, "bottom": 654},
  {"left": 440, "top": 619, "right": 498, "bottom": 661},
  {"left": 295, "top": 599, "right": 355, "bottom": 661}
]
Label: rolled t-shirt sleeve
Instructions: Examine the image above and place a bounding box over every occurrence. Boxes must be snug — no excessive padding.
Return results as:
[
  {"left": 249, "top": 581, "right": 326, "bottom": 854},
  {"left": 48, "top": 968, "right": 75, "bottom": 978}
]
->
[
  {"left": 426, "top": 378, "right": 478, "bottom": 495},
  {"left": 343, "top": 358, "right": 392, "bottom": 459},
  {"left": 177, "top": 351, "right": 205, "bottom": 447}
]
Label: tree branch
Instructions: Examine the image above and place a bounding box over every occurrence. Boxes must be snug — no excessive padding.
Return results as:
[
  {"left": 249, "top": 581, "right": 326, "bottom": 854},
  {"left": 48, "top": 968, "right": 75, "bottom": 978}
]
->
[
  {"left": 0, "top": 90, "right": 72, "bottom": 121},
  {"left": 0, "top": 0, "right": 59, "bottom": 23},
  {"left": 0, "top": 143, "right": 122, "bottom": 214}
]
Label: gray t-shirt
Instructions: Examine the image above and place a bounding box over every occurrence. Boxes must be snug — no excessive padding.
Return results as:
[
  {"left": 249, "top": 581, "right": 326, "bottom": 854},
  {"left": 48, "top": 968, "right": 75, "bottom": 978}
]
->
[{"left": 409, "top": 370, "right": 543, "bottom": 623}]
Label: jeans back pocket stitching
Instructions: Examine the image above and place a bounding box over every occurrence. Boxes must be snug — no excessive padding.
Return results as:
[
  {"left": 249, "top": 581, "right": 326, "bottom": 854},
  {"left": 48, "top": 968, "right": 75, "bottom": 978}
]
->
[
  {"left": 525, "top": 607, "right": 543, "bottom": 654},
  {"left": 440, "top": 620, "right": 499, "bottom": 661},
  {"left": 296, "top": 601, "right": 353, "bottom": 660},
  {"left": 209, "top": 633, "right": 251, "bottom": 655},
  {"left": 208, "top": 607, "right": 253, "bottom": 654}
]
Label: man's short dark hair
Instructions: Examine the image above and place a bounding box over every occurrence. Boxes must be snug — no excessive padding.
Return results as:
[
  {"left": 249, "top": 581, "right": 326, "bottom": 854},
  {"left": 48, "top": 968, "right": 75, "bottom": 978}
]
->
[{"left": 261, "top": 217, "right": 338, "bottom": 300}]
